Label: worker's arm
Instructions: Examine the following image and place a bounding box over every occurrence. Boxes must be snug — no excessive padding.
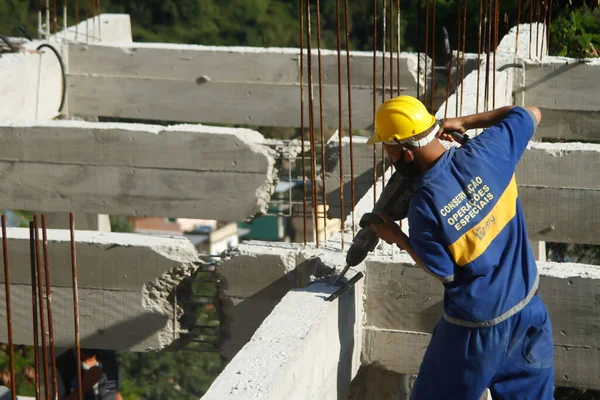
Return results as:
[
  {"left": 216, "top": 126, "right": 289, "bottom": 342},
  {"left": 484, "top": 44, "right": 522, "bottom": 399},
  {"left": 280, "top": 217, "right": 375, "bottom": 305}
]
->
[
  {"left": 371, "top": 217, "right": 447, "bottom": 282},
  {"left": 440, "top": 105, "right": 541, "bottom": 135}
]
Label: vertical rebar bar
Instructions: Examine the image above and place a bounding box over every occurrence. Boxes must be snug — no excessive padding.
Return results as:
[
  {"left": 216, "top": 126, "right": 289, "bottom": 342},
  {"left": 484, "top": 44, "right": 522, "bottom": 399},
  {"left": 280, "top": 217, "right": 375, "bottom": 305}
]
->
[
  {"left": 454, "top": 0, "right": 462, "bottom": 116},
  {"left": 485, "top": 0, "right": 493, "bottom": 111},
  {"left": 476, "top": 0, "right": 483, "bottom": 114},
  {"left": 85, "top": 0, "right": 89, "bottom": 43},
  {"left": 69, "top": 213, "right": 83, "bottom": 400},
  {"left": 315, "top": 0, "right": 328, "bottom": 243},
  {"left": 536, "top": 0, "right": 540, "bottom": 58},
  {"left": 417, "top": 0, "right": 422, "bottom": 98},
  {"left": 2, "top": 216, "right": 16, "bottom": 400},
  {"left": 493, "top": 0, "right": 498, "bottom": 108},
  {"left": 299, "top": 0, "right": 308, "bottom": 245},
  {"left": 390, "top": 0, "right": 394, "bottom": 99},
  {"left": 430, "top": 0, "right": 436, "bottom": 111},
  {"left": 33, "top": 216, "right": 50, "bottom": 400},
  {"left": 29, "top": 222, "right": 41, "bottom": 400},
  {"left": 344, "top": 0, "right": 356, "bottom": 237},
  {"left": 336, "top": 0, "right": 345, "bottom": 249},
  {"left": 306, "top": 0, "right": 320, "bottom": 246},
  {"left": 547, "top": 0, "right": 553, "bottom": 55},
  {"left": 41, "top": 216, "right": 58, "bottom": 400},
  {"left": 460, "top": 0, "right": 467, "bottom": 116},
  {"left": 381, "top": 0, "right": 387, "bottom": 190},
  {"left": 424, "top": 0, "right": 430, "bottom": 108},
  {"left": 540, "top": 0, "right": 548, "bottom": 59},
  {"left": 373, "top": 0, "right": 378, "bottom": 206},
  {"left": 396, "top": 0, "right": 401, "bottom": 97},
  {"left": 516, "top": 0, "right": 522, "bottom": 54},
  {"left": 529, "top": 0, "right": 533, "bottom": 59}
]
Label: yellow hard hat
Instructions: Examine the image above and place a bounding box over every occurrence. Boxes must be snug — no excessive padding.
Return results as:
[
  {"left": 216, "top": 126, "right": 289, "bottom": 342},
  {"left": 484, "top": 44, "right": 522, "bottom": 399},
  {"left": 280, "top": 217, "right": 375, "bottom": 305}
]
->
[{"left": 367, "top": 96, "right": 436, "bottom": 145}]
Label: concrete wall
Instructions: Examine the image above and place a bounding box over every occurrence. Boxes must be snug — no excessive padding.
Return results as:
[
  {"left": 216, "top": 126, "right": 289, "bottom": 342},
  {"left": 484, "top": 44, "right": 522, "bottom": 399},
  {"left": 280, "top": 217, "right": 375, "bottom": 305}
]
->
[
  {"left": 0, "top": 228, "right": 201, "bottom": 351},
  {"left": 204, "top": 276, "right": 363, "bottom": 400},
  {"left": 0, "top": 121, "right": 279, "bottom": 221},
  {"left": 362, "top": 254, "right": 600, "bottom": 390},
  {"left": 66, "top": 42, "right": 427, "bottom": 128}
]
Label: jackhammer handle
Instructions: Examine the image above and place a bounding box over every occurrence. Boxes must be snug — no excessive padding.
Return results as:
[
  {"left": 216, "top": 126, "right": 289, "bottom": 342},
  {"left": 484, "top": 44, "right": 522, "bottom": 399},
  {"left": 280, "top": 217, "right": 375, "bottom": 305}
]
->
[
  {"left": 446, "top": 130, "right": 470, "bottom": 145},
  {"left": 359, "top": 212, "right": 384, "bottom": 228}
]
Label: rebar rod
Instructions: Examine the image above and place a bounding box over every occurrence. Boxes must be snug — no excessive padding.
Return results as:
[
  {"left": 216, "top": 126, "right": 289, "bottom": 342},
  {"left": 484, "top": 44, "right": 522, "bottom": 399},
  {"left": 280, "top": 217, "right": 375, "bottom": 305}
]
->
[
  {"left": 2, "top": 216, "right": 16, "bottom": 400},
  {"left": 69, "top": 213, "right": 83, "bottom": 400},
  {"left": 41, "top": 216, "right": 58, "bottom": 400}
]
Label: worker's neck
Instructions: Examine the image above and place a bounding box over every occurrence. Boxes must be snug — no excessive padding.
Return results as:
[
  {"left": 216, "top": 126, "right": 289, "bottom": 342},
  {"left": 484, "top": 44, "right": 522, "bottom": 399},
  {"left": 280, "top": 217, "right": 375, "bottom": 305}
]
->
[{"left": 413, "top": 139, "right": 447, "bottom": 173}]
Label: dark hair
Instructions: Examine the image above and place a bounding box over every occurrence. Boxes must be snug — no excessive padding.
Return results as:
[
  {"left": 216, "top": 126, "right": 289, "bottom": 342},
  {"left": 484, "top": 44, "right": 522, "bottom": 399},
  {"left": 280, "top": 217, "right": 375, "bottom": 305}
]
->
[{"left": 80, "top": 348, "right": 100, "bottom": 360}]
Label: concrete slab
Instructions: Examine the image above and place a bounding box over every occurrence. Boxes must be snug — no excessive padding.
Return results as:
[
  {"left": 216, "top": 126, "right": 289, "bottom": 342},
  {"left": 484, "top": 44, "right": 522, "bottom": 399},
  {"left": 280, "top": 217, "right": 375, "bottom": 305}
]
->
[
  {"left": 66, "top": 42, "right": 425, "bottom": 128},
  {"left": 0, "top": 120, "right": 278, "bottom": 220},
  {"left": 203, "top": 279, "right": 363, "bottom": 400},
  {"left": 0, "top": 228, "right": 201, "bottom": 351}
]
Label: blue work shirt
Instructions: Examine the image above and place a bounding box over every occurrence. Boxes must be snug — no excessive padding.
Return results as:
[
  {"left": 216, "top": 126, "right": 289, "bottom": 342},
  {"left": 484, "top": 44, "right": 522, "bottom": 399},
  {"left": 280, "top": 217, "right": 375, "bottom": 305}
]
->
[{"left": 408, "top": 106, "right": 539, "bottom": 325}]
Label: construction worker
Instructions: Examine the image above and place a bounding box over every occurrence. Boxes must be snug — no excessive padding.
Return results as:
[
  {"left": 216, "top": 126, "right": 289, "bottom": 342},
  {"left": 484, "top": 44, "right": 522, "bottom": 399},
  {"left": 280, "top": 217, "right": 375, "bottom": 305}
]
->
[{"left": 367, "top": 96, "right": 554, "bottom": 399}]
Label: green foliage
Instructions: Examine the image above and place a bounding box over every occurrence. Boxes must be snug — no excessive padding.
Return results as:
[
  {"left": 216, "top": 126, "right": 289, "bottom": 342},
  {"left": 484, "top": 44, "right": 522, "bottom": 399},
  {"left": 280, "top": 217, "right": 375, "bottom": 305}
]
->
[{"left": 550, "top": 4, "right": 600, "bottom": 57}]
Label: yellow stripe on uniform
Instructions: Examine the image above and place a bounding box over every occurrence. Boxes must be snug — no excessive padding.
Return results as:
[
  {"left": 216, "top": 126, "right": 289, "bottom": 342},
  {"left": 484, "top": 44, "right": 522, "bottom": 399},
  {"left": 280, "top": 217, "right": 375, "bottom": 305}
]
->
[{"left": 448, "top": 175, "right": 518, "bottom": 267}]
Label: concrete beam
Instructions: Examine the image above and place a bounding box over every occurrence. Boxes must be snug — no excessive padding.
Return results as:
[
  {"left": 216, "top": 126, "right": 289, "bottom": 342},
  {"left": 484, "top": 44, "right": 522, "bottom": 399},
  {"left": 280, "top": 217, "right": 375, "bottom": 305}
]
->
[
  {"left": 0, "top": 228, "right": 201, "bottom": 351},
  {"left": 204, "top": 279, "right": 363, "bottom": 400},
  {"left": 515, "top": 58, "right": 600, "bottom": 141},
  {"left": 363, "top": 255, "right": 600, "bottom": 390},
  {"left": 0, "top": 120, "right": 278, "bottom": 220},
  {"left": 66, "top": 42, "right": 425, "bottom": 128}
]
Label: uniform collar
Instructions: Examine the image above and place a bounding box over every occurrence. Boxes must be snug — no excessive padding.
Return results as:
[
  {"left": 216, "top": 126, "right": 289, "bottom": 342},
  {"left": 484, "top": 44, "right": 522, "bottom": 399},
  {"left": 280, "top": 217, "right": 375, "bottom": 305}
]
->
[{"left": 414, "top": 147, "right": 455, "bottom": 191}]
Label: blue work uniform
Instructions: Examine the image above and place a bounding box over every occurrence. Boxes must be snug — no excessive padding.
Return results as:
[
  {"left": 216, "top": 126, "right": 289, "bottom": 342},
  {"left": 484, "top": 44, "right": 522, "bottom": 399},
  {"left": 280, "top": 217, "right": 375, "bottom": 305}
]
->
[{"left": 408, "top": 107, "right": 554, "bottom": 399}]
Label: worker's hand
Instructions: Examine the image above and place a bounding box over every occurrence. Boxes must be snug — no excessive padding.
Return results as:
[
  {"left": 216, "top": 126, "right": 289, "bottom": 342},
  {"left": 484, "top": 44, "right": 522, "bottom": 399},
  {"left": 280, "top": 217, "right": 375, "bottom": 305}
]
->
[
  {"left": 439, "top": 118, "right": 466, "bottom": 142},
  {"left": 371, "top": 213, "right": 405, "bottom": 246}
]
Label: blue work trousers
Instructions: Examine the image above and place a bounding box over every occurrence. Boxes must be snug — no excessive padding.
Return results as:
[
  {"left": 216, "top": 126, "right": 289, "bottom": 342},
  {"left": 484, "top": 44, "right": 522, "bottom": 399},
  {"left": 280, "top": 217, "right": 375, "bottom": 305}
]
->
[{"left": 411, "top": 295, "right": 554, "bottom": 400}]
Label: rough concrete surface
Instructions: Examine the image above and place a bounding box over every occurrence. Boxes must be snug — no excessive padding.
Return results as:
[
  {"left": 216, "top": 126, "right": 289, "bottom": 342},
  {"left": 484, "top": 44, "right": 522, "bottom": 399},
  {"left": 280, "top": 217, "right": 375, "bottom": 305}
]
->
[
  {"left": 67, "top": 42, "right": 426, "bottom": 128},
  {"left": 0, "top": 228, "right": 201, "bottom": 351},
  {"left": 0, "top": 120, "right": 278, "bottom": 220},
  {"left": 0, "top": 52, "right": 62, "bottom": 121},
  {"left": 203, "top": 278, "right": 363, "bottom": 400},
  {"left": 363, "top": 256, "right": 600, "bottom": 390}
]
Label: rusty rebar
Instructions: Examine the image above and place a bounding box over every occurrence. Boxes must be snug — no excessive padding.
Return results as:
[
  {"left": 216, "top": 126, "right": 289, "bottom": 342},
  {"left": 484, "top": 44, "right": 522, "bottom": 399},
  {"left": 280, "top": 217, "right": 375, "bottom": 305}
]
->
[
  {"left": 493, "top": 0, "right": 498, "bottom": 108},
  {"left": 460, "top": 0, "right": 467, "bottom": 116},
  {"left": 33, "top": 216, "right": 50, "bottom": 400},
  {"left": 344, "top": 0, "right": 356, "bottom": 236},
  {"left": 476, "top": 0, "right": 483, "bottom": 113},
  {"left": 373, "top": 0, "right": 377, "bottom": 206},
  {"left": 424, "top": 0, "right": 429, "bottom": 106},
  {"left": 396, "top": 0, "right": 401, "bottom": 97},
  {"left": 316, "top": 0, "right": 328, "bottom": 243},
  {"left": 381, "top": 0, "right": 387, "bottom": 190},
  {"left": 536, "top": 0, "right": 541, "bottom": 58},
  {"left": 444, "top": 30, "right": 453, "bottom": 118},
  {"left": 299, "top": 0, "right": 308, "bottom": 245},
  {"left": 417, "top": 0, "right": 422, "bottom": 98},
  {"left": 454, "top": 0, "right": 462, "bottom": 116},
  {"left": 75, "top": 0, "right": 79, "bottom": 41},
  {"left": 485, "top": 0, "right": 493, "bottom": 111},
  {"left": 69, "top": 213, "right": 83, "bottom": 400},
  {"left": 547, "top": 0, "right": 553, "bottom": 55},
  {"left": 2, "top": 216, "right": 16, "bottom": 400},
  {"left": 529, "top": 0, "right": 533, "bottom": 59},
  {"left": 389, "top": 0, "right": 394, "bottom": 100},
  {"left": 41, "top": 216, "right": 58, "bottom": 400},
  {"left": 335, "top": 0, "right": 344, "bottom": 249},
  {"left": 540, "top": 0, "right": 548, "bottom": 59},
  {"left": 516, "top": 0, "right": 522, "bottom": 54},
  {"left": 431, "top": 0, "right": 436, "bottom": 111},
  {"left": 29, "top": 222, "right": 41, "bottom": 400}
]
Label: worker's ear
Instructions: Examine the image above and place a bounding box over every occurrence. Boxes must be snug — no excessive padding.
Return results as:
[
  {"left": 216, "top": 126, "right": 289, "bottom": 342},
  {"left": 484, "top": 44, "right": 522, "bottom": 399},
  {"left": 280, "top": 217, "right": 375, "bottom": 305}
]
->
[{"left": 403, "top": 148, "right": 415, "bottom": 163}]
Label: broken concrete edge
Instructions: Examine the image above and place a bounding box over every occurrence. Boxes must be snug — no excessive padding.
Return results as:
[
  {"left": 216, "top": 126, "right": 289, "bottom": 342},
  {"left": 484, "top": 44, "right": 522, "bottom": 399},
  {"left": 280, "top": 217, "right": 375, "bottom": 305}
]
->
[
  {"left": 203, "top": 276, "right": 364, "bottom": 400},
  {"left": 497, "top": 23, "right": 548, "bottom": 59}
]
